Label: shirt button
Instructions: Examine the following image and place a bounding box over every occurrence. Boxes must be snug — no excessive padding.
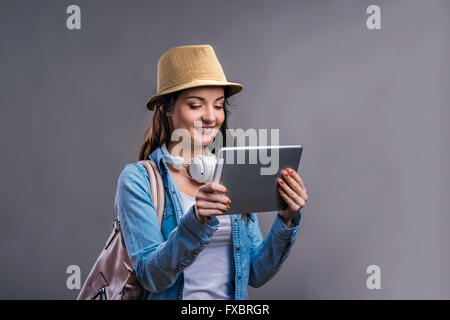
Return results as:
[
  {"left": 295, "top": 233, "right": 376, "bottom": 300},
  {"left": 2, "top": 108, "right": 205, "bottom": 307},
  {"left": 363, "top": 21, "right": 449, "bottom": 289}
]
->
[
  {"left": 234, "top": 218, "right": 238, "bottom": 223},
  {"left": 238, "top": 276, "right": 241, "bottom": 280},
  {"left": 208, "top": 233, "right": 212, "bottom": 238},
  {"left": 236, "top": 247, "right": 240, "bottom": 252}
]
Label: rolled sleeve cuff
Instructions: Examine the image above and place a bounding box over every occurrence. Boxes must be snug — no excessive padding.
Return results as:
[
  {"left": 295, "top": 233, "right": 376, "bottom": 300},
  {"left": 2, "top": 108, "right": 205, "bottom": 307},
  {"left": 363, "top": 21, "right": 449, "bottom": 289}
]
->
[
  {"left": 179, "top": 205, "right": 220, "bottom": 242},
  {"left": 272, "top": 210, "right": 303, "bottom": 241}
]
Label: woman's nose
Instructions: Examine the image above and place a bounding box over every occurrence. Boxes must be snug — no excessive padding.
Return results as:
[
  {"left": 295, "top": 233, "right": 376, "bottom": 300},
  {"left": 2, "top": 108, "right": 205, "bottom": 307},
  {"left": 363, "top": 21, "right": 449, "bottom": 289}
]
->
[{"left": 201, "top": 106, "right": 216, "bottom": 122}]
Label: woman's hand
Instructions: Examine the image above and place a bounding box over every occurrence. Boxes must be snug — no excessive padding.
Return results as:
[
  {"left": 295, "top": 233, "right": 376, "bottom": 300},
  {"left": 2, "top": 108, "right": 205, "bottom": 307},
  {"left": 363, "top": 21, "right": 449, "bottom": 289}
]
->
[
  {"left": 278, "top": 168, "right": 308, "bottom": 228},
  {"left": 194, "top": 182, "right": 232, "bottom": 223}
]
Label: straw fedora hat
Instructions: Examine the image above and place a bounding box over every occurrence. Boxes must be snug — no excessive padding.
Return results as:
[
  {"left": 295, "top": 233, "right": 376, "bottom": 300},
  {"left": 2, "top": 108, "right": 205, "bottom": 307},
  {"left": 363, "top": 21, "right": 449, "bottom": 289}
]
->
[{"left": 145, "top": 44, "right": 243, "bottom": 110}]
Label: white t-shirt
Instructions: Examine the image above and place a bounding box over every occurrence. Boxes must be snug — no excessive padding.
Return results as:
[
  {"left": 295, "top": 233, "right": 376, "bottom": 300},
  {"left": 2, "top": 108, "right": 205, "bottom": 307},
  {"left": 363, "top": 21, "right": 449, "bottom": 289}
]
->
[{"left": 179, "top": 191, "right": 235, "bottom": 300}]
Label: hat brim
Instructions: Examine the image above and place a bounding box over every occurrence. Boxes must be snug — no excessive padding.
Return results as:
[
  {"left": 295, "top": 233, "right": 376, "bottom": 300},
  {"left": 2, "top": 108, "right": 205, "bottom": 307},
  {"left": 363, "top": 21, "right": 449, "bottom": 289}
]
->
[{"left": 145, "top": 79, "right": 243, "bottom": 110}]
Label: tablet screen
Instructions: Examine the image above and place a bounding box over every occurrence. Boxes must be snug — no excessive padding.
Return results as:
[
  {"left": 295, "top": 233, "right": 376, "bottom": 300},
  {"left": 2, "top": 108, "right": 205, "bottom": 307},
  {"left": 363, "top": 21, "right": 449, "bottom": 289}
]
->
[{"left": 213, "top": 145, "right": 303, "bottom": 215}]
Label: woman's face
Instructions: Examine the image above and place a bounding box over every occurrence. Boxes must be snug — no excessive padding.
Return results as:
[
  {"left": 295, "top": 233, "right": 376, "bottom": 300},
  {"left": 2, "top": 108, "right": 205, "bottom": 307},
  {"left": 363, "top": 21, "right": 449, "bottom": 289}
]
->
[{"left": 167, "top": 86, "right": 226, "bottom": 148}]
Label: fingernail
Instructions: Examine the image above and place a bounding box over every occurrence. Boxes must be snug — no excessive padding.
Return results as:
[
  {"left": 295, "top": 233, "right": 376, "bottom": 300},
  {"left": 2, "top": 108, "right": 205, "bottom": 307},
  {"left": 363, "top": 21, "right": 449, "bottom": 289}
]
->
[
  {"left": 227, "top": 205, "right": 230, "bottom": 210},
  {"left": 225, "top": 188, "right": 228, "bottom": 193},
  {"left": 279, "top": 179, "right": 284, "bottom": 185},
  {"left": 283, "top": 172, "right": 289, "bottom": 178},
  {"left": 228, "top": 199, "right": 231, "bottom": 204},
  {"left": 288, "top": 169, "right": 294, "bottom": 175}
]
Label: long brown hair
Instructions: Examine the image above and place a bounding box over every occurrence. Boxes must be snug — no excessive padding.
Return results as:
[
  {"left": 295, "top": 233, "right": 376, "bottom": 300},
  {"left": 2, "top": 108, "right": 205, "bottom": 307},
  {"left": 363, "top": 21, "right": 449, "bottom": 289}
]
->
[{"left": 138, "top": 86, "right": 234, "bottom": 161}]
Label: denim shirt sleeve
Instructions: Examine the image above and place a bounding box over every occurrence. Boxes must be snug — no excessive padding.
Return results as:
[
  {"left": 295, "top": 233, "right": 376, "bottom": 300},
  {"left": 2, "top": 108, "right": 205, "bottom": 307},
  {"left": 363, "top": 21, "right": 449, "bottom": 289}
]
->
[
  {"left": 247, "top": 210, "right": 303, "bottom": 288},
  {"left": 114, "top": 163, "right": 219, "bottom": 294}
]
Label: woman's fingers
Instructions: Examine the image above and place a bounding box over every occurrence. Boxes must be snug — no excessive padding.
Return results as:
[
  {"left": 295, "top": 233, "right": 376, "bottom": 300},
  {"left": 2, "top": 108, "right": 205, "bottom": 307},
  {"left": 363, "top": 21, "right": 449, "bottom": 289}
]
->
[
  {"left": 196, "top": 199, "right": 230, "bottom": 212},
  {"left": 195, "top": 201, "right": 230, "bottom": 221},
  {"left": 196, "top": 207, "right": 228, "bottom": 216},
  {"left": 195, "top": 182, "right": 231, "bottom": 222},
  {"left": 278, "top": 177, "right": 306, "bottom": 208},
  {"left": 200, "top": 182, "right": 228, "bottom": 194},
  {"left": 278, "top": 187, "right": 301, "bottom": 212},
  {"left": 280, "top": 171, "right": 307, "bottom": 201},
  {"left": 280, "top": 169, "right": 308, "bottom": 201},
  {"left": 197, "top": 182, "right": 231, "bottom": 204},
  {"left": 287, "top": 168, "right": 306, "bottom": 193},
  {"left": 196, "top": 191, "right": 231, "bottom": 206}
]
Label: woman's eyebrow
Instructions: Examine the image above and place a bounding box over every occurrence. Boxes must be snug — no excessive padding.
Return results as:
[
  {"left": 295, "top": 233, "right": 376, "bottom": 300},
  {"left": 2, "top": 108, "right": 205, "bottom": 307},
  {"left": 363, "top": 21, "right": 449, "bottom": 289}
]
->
[{"left": 184, "top": 95, "right": 225, "bottom": 101}]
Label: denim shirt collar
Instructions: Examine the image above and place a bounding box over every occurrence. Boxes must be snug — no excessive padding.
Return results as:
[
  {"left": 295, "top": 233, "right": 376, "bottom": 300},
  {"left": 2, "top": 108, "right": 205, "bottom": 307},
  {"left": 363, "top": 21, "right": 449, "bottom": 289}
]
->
[{"left": 148, "top": 143, "right": 172, "bottom": 175}]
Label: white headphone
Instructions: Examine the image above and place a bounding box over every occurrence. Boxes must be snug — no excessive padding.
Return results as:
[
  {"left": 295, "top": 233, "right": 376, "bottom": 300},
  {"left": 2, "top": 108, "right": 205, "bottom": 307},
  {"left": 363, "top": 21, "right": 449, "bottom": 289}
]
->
[{"left": 162, "top": 143, "right": 217, "bottom": 183}]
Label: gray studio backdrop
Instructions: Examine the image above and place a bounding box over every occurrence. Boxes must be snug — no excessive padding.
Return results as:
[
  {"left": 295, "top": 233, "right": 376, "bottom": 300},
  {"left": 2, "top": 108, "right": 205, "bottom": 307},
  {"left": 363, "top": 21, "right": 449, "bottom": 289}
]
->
[{"left": 0, "top": 0, "right": 449, "bottom": 299}]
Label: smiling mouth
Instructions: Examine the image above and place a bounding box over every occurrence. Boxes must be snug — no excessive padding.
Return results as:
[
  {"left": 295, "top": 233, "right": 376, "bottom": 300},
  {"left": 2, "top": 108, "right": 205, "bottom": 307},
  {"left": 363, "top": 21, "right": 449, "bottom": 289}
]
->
[{"left": 194, "top": 127, "right": 215, "bottom": 134}]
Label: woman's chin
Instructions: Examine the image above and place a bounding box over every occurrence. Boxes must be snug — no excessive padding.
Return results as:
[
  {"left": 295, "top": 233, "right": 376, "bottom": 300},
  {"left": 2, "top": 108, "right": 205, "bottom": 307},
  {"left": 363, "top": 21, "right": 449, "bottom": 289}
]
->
[{"left": 190, "top": 136, "right": 211, "bottom": 147}]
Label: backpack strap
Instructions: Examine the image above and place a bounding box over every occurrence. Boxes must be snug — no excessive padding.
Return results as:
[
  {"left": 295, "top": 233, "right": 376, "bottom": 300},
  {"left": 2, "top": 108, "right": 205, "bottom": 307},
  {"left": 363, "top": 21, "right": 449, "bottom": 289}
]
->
[{"left": 137, "top": 160, "right": 165, "bottom": 228}]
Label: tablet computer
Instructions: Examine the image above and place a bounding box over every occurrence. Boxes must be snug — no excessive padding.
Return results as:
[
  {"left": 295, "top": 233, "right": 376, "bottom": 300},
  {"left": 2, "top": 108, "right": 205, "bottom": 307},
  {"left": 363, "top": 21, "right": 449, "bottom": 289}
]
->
[{"left": 212, "top": 145, "right": 303, "bottom": 215}]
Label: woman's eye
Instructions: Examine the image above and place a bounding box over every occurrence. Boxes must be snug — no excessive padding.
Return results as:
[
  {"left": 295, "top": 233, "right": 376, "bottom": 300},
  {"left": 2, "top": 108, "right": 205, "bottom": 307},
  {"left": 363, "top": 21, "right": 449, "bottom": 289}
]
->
[
  {"left": 189, "top": 104, "right": 201, "bottom": 109},
  {"left": 215, "top": 105, "right": 225, "bottom": 109}
]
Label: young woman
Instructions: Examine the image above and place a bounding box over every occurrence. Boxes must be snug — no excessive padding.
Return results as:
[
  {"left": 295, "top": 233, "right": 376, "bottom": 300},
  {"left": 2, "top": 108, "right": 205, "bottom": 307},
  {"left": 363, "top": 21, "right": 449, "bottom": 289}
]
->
[{"left": 114, "top": 45, "right": 308, "bottom": 300}]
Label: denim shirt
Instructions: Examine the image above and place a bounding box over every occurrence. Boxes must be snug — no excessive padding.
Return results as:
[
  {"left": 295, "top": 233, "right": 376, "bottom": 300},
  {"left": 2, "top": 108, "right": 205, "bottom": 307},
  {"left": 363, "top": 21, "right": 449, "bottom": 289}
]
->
[{"left": 114, "top": 145, "right": 303, "bottom": 300}]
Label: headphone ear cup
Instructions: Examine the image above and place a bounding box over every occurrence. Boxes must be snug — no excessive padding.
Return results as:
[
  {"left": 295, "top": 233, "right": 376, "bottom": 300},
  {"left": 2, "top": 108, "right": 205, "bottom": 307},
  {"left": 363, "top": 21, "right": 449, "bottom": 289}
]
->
[
  {"left": 189, "top": 155, "right": 217, "bottom": 183},
  {"left": 202, "top": 156, "right": 217, "bottom": 183},
  {"left": 189, "top": 157, "right": 206, "bottom": 183}
]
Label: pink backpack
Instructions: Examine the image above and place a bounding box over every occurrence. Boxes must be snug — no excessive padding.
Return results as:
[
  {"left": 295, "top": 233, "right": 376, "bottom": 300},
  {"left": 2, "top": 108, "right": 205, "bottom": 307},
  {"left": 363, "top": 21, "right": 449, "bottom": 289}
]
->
[{"left": 77, "top": 160, "right": 165, "bottom": 300}]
